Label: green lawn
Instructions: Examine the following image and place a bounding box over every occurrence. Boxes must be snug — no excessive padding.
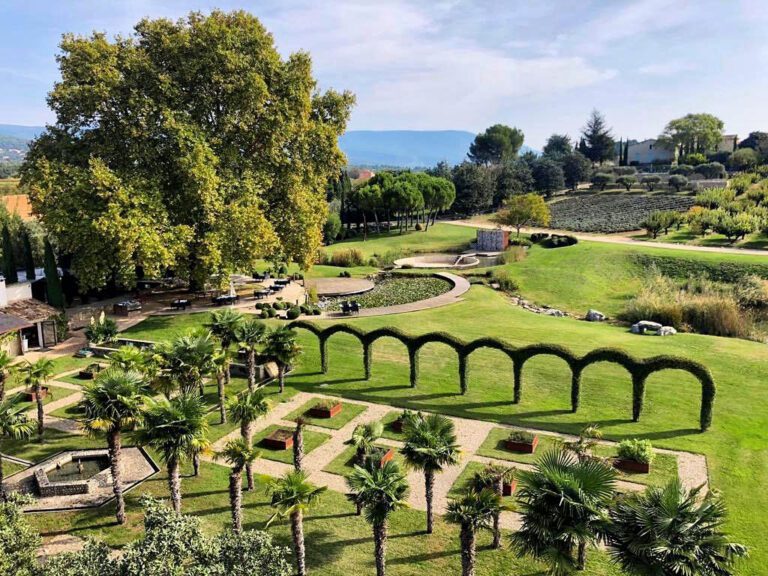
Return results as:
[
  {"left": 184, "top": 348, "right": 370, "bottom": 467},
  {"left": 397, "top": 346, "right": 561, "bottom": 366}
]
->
[
  {"left": 8, "top": 384, "right": 78, "bottom": 413},
  {"left": 0, "top": 428, "right": 103, "bottom": 463},
  {"left": 253, "top": 424, "right": 331, "bottom": 464},
  {"left": 323, "top": 224, "right": 477, "bottom": 259},
  {"left": 379, "top": 410, "right": 408, "bottom": 440},
  {"left": 447, "top": 461, "right": 517, "bottom": 504},
  {"left": 285, "top": 399, "right": 368, "bottom": 429},
  {"left": 322, "top": 443, "right": 404, "bottom": 476},
  {"left": 592, "top": 445, "right": 678, "bottom": 488},
  {"left": 476, "top": 428, "right": 562, "bottom": 465}
]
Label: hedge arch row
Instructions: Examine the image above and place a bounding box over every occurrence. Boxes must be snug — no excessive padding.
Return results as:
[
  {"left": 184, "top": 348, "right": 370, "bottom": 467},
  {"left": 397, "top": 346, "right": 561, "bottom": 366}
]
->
[{"left": 288, "top": 321, "right": 716, "bottom": 431}]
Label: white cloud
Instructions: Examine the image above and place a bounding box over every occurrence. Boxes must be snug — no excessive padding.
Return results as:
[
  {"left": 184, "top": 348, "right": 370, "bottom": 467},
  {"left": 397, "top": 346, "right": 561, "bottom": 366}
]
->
[{"left": 638, "top": 61, "right": 697, "bottom": 77}]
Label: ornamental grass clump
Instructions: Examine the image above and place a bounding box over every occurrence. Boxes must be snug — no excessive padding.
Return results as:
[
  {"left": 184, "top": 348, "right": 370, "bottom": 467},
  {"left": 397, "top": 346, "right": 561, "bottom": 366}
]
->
[
  {"left": 491, "top": 270, "right": 519, "bottom": 293},
  {"left": 330, "top": 248, "right": 365, "bottom": 267}
]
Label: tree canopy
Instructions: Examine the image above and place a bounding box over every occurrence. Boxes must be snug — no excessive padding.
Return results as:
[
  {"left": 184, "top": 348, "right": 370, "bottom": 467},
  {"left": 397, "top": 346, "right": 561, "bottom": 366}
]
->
[
  {"left": 492, "top": 193, "right": 551, "bottom": 236},
  {"left": 542, "top": 134, "right": 573, "bottom": 158},
  {"left": 580, "top": 110, "right": 615, "bottom": 164},
  {"left": 21, "top": 10, "right": 354, "bottom": 290},
  {"left": 658, "top": 113, "right": 724, "bottom": 156},
  {"left": 468, "top": 124, "right": 524, "bottom": 165}
]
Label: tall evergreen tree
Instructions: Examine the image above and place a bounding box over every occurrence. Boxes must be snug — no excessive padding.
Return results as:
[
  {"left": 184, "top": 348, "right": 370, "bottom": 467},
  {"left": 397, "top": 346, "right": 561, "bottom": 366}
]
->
[
  {"left": 21, "top": 228, "right": 35, "bottom": 281},
  {"left": 1, "top": 226, "right": 17, "bottom": 284},
  {"left": 43, "top": 238, "right": 64, "bottom": 308},
  {"left": 580, "top": 110, "right": 615, "bottom": 164}
]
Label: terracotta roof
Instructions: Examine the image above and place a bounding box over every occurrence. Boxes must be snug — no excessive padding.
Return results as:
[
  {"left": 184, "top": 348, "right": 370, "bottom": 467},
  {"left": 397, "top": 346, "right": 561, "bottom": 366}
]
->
[
  {"left": 0, "top": 312, "right": 32, "bottom": 335},
  {"left": 0, "top": 194, "right": 34, "bottom": 220},
  {"left": 2, "top": 299, "right": 59, "bottom": 323}
]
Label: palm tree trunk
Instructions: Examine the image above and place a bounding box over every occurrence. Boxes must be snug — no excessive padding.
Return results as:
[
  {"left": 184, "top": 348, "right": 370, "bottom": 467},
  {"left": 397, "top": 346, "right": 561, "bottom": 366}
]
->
[
  {"left": 35, "top": 380, "right": 44, "bottom": 442},
  {"left": 168, "top": 457, "right": 182, "bottom": 513},
  {"left": 492, "top": 478, "right": 502, "bottom": 549},
  {"left": 247, "top": 349, "right": 256, "bottom": 391},
  {"left": 217, "top": 372, "right": 227, "bottom": 424},
  {"left": 577, "top": 542, "right": 587, "bottom": 570},
  {"left": 107, "top": 429, "right": 126, "bottom": 524},
  {"left": 293, "top": 424, "right": 304, "bottom": 472},
  {"left": 243, "top": 420, "right": 255, "bottom": 491},
  {"left": 373, "top": 520, "right": 388, "bottom": 576},
  {"left": 460, "top": 524, "right": 477, "bottom": 576},
  {"left": 278, "top": 365, "right": 285, "bottom": 393},
  {"left": 0, "top": 454, "right": 6, "bottom": 501},
  {"left": 193, "top": 452, "right": 200, "bottom": 477},
  {"left": 292, "top": 509, "right": 307, "bottom": 576},
  {"left": 0, "top": 372, "right": 5, "bottom": 402},
  {"left": 425, "top": 470, "right": 435, "bottom": 534},
  {"left": 230, "top": 468, "right": 243, "bottom": 532}
]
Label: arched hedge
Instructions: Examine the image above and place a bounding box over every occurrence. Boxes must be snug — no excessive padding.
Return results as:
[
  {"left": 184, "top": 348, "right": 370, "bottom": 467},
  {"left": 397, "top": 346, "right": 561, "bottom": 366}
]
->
[{"left": 288, "top": 321, "right": 716, "bottom": 431}]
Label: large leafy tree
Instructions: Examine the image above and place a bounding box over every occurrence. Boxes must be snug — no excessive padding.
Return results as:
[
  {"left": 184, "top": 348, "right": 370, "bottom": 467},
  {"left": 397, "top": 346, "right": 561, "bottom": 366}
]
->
[
  {"left": 580, "top": 110, "right": 615, "bottom": 164},
  {"left": 561, "top": 152, "right": 592, "bottom": 191},
  {"left": 468, "top": 124, "right": 525, "bottom": 165},
  {"left": 401, "top": 413, "right": 460, "bottom": 534},
  {"left": 21, "top": 10, "right": 354, "bottom": 290},
  {"left": 346, "top": 461, "right": 410, "bottom": 576},
  {"left": 79, "top": 367, "right": 148, "bottom": 524},
  {"left": 511, "top": 449, "right": 617, "bottom": 575},
  {"left": 542, "top": 134, "right": 573, "bottom": 159},
  {"left": 18, "top": 358, "right": 54, "bottom": 441},
  {"left": 266, "top": 470, "right": 326, "bottom": 576},
  {"left": 658, "top": 113, "right": 724, "bottom": 156},
  {"left": 451, "top": 162, "right": 495, "bottom": 215},
  {"left": 492, "top": 193, "right": 551, "bottom": 237},
  {"left": 532, "top": 158, "right": 565, "bottom": 197},
  {"left": 606, "top": 480, "right": 747, "bottom": 576},
  {"left": 446, "top": 488, "right": 502, "bottom": 576},
  {"left": 0, "top": 398, "right": 35, "bottom": 500},
  {"left": 133, "top": 394, "right": 210, "bottom": 512},
  {"left": 492, "top": 160, "right": 534, "bottom": 207}
]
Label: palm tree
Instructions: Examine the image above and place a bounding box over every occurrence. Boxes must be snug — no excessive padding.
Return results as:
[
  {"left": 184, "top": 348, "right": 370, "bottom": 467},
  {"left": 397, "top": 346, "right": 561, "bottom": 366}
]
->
[
  {"left": 211, "top": 349, "right": 229, "bottom": 424},
  {"left": 0, "top": 350, "right": 13, "bottom": 401},
  {"left": 133, "top": 393, "right": 209, "bottom": 512},
  {"left": 79, "top": 367, "right": 148, "bottom": 524},
  {"left": 108, "top": 345, "right": 155, "bottom": 377},
  {"left": 266, "top": 470, "right": 326, "bottom": 576},
  {"left": 236, "top": 318, "right": 267, "bottom": 391},
  {"left": 228, "top": 390, "right": 270, "bottom": 490},
  {"left": 401, "top": 413, "right": 460, "bottom": 534},
  {"left": 467, "top": 463, "right": 515, "bottom": 549},
  {"left": 346, "top": 421, "right": 384, "bottom": 466},
  {"left": 561, "top": 424, "right": 602, "bottom": 462},
  {"left": 510, "top": 449, "right": 617, "bottom": 575},
  {"left": 263, "top": 327, "right": 302, "bottom": 393},
  {"left": 446, "top": 488, "right": 502, "bottom": 576},
  {"left": 155, "top": 330, "right": 215, "bottom": 396},
  {"left": 293, "top": 416, "right": 307, "bottom": 472},
  {"left": 18, "top": 358, "right": 54, "bottom": 442},
  {"left": 215, "top": 438, "right": 259, "bottom": 533},
  {"left": 206, "top": 308, "right": 244, "bottom": 390},
  {"left": 346, "top": 460, "right": 410, "bottom": 576},
  {"left": 0, "top": 396, "right": 34, "bottom": 500},
  {"left": 606, "top": 479, "right": 747, "bottom": 576}
]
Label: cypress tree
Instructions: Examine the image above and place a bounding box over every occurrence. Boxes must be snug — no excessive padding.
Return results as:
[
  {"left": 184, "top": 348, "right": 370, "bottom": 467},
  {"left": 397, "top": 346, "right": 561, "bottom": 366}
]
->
[
  {"left": 618, "top": 138, "right": 623, "bottom": 165},
  {"left": 43, "top": 238, "right": 65, "bottom": 309},
  {"left": 1, "top": 225, "right": 18, "bottom": 284},
  {"left": 22, "top": 228, "right": 35, "bottom": 281},
  {"left": 624, "top": 140, "right": 629, "bottom": 166}
]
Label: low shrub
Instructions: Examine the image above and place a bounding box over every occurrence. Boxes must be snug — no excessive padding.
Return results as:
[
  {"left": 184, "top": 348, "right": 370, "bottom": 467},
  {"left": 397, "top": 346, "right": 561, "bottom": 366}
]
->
[
  {"left": 286, "top": 306, "right": 302, "bottom": 320},
  {"left": 492, "top": 269, "right": 519, "bottom": 292},
  {"left": 260, "top": 309, "right": 269, "bottom": 319},
  {"left": 544, "top": 234, "right": 578, "bottom": 248},
  {"left": 85, "top": 312, "right": 118, "bottom": 345},
  {"left": 508, "top": 430, "right": 535, "bottom": 444},
  {"left": 311, "top": 307, "right": 322, "bottom": 315},
  {"left": 314, "top": 249, "right": 329, "bottom": 265},
  {"left": 338, "top": 270, "right": 352, "bottom": 278},
  {"left": 308, "top": 286, "right": 319, "bottom": 304},
  {"left": 617, "top": 439, "right": 654, "bottom": 464},
  {"left": 508, "top": 238, "right": 532, "bottom": 247},
  {"left": 330, "top": 248, "right": 365, "bottom": 267},
  {"left": 370, "top": 250, "right": 406, "bottom": 267},
  {"left": 300, "top": 304, "right": 311, "bottom": 314}
]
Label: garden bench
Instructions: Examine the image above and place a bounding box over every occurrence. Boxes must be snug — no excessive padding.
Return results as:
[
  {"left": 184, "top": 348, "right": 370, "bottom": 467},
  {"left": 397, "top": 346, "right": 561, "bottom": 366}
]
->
[
  {"left": 254, "top": 290, "right": 271, "bottom": 300},
  {"left": 113, "top": 300, "right": 142, "bottom": 316}
]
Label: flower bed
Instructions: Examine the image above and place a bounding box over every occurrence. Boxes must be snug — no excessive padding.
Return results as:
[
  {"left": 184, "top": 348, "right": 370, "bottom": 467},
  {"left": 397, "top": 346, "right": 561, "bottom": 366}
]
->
[
  {"left": 504, "top": 431, "right": 538, "bottom": 454},
  {"left": 324, "top": 274, "right": 451, "bottom": 311},
  {"left": 309, "top": 399, "right": 343, "bottom": 419}
]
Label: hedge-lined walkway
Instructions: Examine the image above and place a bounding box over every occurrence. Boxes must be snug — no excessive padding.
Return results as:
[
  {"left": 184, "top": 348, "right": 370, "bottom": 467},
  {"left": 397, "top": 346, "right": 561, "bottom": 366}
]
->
[{"left": 207, "top": 390, "right": 709, "bottom": 531}]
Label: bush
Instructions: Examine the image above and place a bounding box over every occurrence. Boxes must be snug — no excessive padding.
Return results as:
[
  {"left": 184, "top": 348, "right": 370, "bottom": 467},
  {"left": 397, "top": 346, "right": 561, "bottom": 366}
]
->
[
  {"left": 501, "top": 245, "right": 527, "bottom": 263},
  {"left": 338, "top": 270, "right": 351, "bottom": 278},
  {"left": 330, "top": 248, "right": 364, "bottom": 267},
  {"left": 670, "top": 164, "right": 694, "bottom": 176},
  {"left": 616, "top": 175, "right": 637, "bottom": 191},
  {"left": 617, "top": 439, "right": 654, "bottom": 464},
  {"left": 681, "top": 152, "right": 707, "bottom": 166},
  {"left": 311, "top": 307, "right": 322, "bottom": 315},
  {"left": 613, "top": 166, "right": 637, "bottom": 176},
  {"left": 668, "top": 174, "right": 689, "bottom": 192},
  {"left": 591, "top": 172, "right": 614, "bottom": 191},
  {"left": 508, "top": 238, "right": 532, "bottom": 247},
  {"left": 314, "top": 249, "right": 329, "bottom": 265},
  {"left": 694, "top": 162, "right": 726, "bottom": 179},
  {"left": 323, "top": 213, "right": 342, "bottom": 244},
  {"left": 307, "top": 286, "right": 319, "bottom": 304},
  {"left": 85, "top": 312, "right": 118, "bottom": 345},
  {"left": 529, "top": 232, "right": 550, "bottom": 243},
  {"left": 286, "top": 306, "right": 301, "bottom": 320},
  {"left": 544, "top": 234, "right": 578, "bottom": 248},
  {"left": 415, "top": 222, "right": 423, "bottom": 231},
  {"left": 492, "top": 269, "right": 519, "bottom": 292},
  {"left": 299, "top": 304, "right": 311, "bottom": 314},
  {"left": 641, "top": 175, "right": 662, "bottom": 191},
  {"left": 508, "top": 430, "right": 535, "bottom": 443}
]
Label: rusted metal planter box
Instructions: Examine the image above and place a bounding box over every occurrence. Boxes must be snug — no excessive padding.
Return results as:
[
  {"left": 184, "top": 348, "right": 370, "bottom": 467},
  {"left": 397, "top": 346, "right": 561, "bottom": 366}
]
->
[
  {"left": 309, "top": 402, "right": 342, "bottom": 419},
  {"left": 504, "top": 436, "right": 538, "bottom": 454},
  {"left": 502, "top": 479, "right": 518, "bottom": 496},
  {"left": 614, "top": 458, "right": 650, "bottom": 474},
  {"left": 262, "top": 429, "right": 294, "bottom": 450}
]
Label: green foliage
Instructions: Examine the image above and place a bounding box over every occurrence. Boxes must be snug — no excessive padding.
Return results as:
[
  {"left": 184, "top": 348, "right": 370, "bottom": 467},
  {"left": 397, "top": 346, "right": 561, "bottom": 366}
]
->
[
  {"left": 633, "top": 253, "right": 768, "bottom": 283},
  {"left": 451, "top": 162, "right": 496, "bottom": 215},
  {"left": 325, "top": 275, "right": 451, "bottom": 311},
  {"left": 641, "top": 175, "right": 661, "bottom": 191},
  {"left": 694, "top": 162, "right": 727, "bottom": 179},
  {"left": 658, "top": 113, "right": 724, "bottom": 156},
  {"left": 43, "top": 238, "right": 65, "bottom": 308},
  {"left": 681, "top": 152, "right": 707, "bottom": 166},
  {"left": 695, "top": 187, "right": 735, "bottom": 209},
  {"left": 531, "top": 158, "right": 565, "bottom": 196},
  {"left": 508, "top": 430, "right": 535, "bottom": 443},
  {"left": 22, "top": 10, "right": 354, "bottom": 289},
  {"left": 329, "top": 248, "right": 365, "bottom": 267},
  {"left": 616, "top": 175, "right": 637, "bottom": 191},
  {"left": 580, "top": 110, "right": 615, "bottom": 163},
  {"left": 561, "top": 151, "right": 592, "bottom": 190},
  {"left": 668, "top": 174, "right": 689, "bottom": 191},
  {"left": 729, "top": 147, "right": 759, "bottom": 171},
  {"left": 1, "top": 225, "right": 17, "bottom": 284},
  {"left": 670, "top": 164, "right": 694, "bottom": 176},
  {"left": 591, "top": 172, "right": 614, "bottom": 191},
  {"left": 468, "top": 124, "right": 525, "bottom": 165},
  {"left": 492, "top": 192, "right": 551, "bottom": 234},
  {"left": 0, "top": 495, "right": 40, "bottom": 576},
  {"left": 286, "top": 306, "right": 301, "bottom": 320},
  {"left": 542, "top": 134, "right": 573, "bottom": 158},
  {"left": 323, "top": 212, "right": 342, "bottom": 244},
  {"left": 85, "top": 312, "right": 119, "bottom": 345},
  {"left": 491, "top": 269, "right": 520, "bottom": 292},
  {"left": 613, "top": 166, "right": 637, "bottom": 176},
  {"left": 617, "top": 438, "right": 654, "bottom": 464}
]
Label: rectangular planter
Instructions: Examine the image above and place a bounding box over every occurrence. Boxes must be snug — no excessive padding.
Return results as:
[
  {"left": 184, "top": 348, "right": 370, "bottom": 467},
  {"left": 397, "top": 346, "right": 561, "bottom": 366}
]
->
[
  {"left": 613, "top": 458, "right": 650, "bottom": 474},
  {"left": 22, "top": 386, "right": 50, "bottom": 402},
  {"left": 390, "top": 418, "right": 405, "bottom": 433},
  {"left": 261, "top": 429, "right": 294, "bottom": 450},
  {"left": 502, "top": 479, "right": 518, "bottom": 497},
  {"left": 504, "top": 435, "right": 539, "bottom": 454},
  {"left": 309, "top": 402, "right": 342, "bottom": 419}
]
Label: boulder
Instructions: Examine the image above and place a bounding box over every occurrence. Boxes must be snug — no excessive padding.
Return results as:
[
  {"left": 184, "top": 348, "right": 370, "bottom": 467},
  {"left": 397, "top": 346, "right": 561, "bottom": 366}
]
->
[
  {"left": 544, "top": 309, "right": 565, "bottom": 317},
  {"left": 586, "top": 309, "right": 606, "bottom": 322},
  {"left": 631, "top": 320, "right": 663, "bottom": 334},
  {"left": 657, "top": 326, "right": 677, "bottom": 336}
]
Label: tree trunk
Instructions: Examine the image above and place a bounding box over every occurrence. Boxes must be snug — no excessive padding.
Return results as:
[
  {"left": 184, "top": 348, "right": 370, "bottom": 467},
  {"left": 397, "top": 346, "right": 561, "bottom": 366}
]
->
[
  {"left": 363, "top": 212, "right": 368, "bottom": 241},
  {"left": 0, "top": 454, "right": 5, "bottom": 501},
  {"left": 35, "top": 380, "right": 44, "bottom": 442},
  {"left": 373, "top": 210, "right": 380, "bottom": 234},
  {"left": 425, "top": 470, "right": 435, "bottom": 534},
  {"left": 217, "top": 372, "right": 227, "bottom": 424},
  {"left": 292, "top": 510, "right": 307, "bottom": 576},
  {"left": 193, "top": 452, "right": 200, "bottom": 477},
  {"left": 247, "top": 349, "right": 256, "bottom": 391},
  {"left": 168, "top": 457, "right": 182, "bottom": 513},
  {"left": 243, "top": 420, "right": 255, "bottom": 491},
  {"left": 293, "top": 424, "right": 304, "bottom": 472},
  {"left": 230, "top": 468, "right": 243, "bottom": 532},
  {"left": 278, "top": 365, "right": 285, "bottom": 393},
  {"left": 373, "top": 520, "right": 388, "bottom": 576},
  {"left": 460, "top": 524, "right": 477, "bottom": 576},
  {"left": 108, "top": 429, "right": 126, "bottom": 524},
  {"left": 577, "top": 542, "right": 587, "bottom": 570},
  {"left": 0, "top": 372, "right": 5, "bottom": 402}
]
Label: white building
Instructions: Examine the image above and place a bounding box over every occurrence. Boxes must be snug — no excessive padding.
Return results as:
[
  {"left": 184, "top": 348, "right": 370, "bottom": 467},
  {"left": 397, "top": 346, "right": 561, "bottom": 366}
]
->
[
  {"left": 0, "top": 276, "right": 60, "bottom": 357},
  {"left": 627, "top": 139, "right": 675, "bottom": 165}
]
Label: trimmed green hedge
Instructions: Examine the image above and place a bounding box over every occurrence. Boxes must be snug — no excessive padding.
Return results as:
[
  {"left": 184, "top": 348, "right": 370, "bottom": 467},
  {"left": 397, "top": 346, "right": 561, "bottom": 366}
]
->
[
  {"left": 289, "top": 320, "right": 716, "bottom": 432},
  {"left": 633, "top": 254, "right": 768, "bottom": 283}
]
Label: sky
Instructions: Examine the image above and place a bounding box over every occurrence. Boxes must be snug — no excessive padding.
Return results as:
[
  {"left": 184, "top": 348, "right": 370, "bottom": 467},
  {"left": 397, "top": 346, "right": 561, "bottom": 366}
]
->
[{"left": 1, "top": 0, "right": 767, "bottom": 148}]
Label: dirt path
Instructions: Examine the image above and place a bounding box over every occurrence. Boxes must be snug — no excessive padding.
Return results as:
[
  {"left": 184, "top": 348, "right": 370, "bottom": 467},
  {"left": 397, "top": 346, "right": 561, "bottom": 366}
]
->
[{"left": 450, "top": 219, "right": 768, "bottom": 257}]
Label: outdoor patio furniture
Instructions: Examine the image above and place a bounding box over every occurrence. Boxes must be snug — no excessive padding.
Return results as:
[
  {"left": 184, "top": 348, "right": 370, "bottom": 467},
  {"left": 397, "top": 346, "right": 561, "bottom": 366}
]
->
[
  {"left": 113, "top": 300, "right": 142, "bottom": 316},
  {"left": 269, "top": 284, "right": 284, "bottom": 293},
  {"left": 170, "top": 299, "right": 191, "bottom": 310},
  {"left": 350, "top": 301, "right": 361, "bottom": 314},
  {"left": 254, "top": 290, "right": 270, "bottom": 300},
  {"left": 274, "top": 278, "right": 291, "bottom": 286},
  {"left": 212, "top": 294, "right": 239, "bottom": 306}
]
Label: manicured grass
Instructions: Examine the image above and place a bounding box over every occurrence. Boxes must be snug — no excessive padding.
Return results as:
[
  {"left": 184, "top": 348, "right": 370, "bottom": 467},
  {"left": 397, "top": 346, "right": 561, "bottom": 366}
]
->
[
  {"left": 8, "top": 384, "right": 78, "bottom": 413},
  {"left": 6, "top": 355, "right": 96, "bottom": 389},
  {"left": 476, "top": 428, "right": 561, "bottom": 465},
  {"left": 120, "top": 311, "right": 216, "bottom": 341},
  {"left": 2, "top": 459, "right": 28, "bottom": 478},
  {"left": 285, "top": 399, "right": 368, "bottom": 429},
  {"left": 379, "top": 410, "right": 407, "bottom": 440},
  {"left": 592, "top": 445, "right": 678, "bottom": 488},
  {"left": 322, "top": 443, "right": 403, "bottom": 476},
  {"left": 0, "top": 428, "right": 103, "bottom": 463},
  {"left": 49, "top": 400, "right": 86, "bottom": 420},
  {"left": 253, "top": 424, "right": 330, "bottom": 464},
  {"left": 447, "top": 461, "right": 516, "bottom": 504}
]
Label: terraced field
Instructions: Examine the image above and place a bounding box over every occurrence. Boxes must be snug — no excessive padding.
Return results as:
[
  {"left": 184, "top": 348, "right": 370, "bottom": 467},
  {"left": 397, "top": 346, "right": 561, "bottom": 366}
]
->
[{"left": 549, "top": 194, "right": 695, "bottom": 233}]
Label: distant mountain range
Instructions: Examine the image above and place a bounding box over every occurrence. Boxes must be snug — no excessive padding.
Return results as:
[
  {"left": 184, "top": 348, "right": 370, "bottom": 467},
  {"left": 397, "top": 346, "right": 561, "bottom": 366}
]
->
[{"left": 0, "top": 125, "right": 537, "bottom": 168}]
